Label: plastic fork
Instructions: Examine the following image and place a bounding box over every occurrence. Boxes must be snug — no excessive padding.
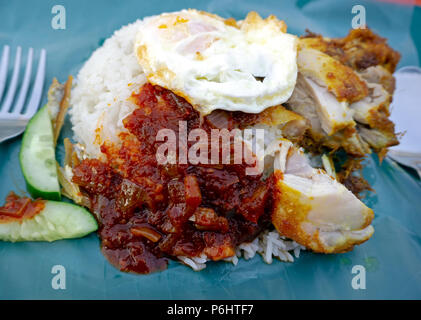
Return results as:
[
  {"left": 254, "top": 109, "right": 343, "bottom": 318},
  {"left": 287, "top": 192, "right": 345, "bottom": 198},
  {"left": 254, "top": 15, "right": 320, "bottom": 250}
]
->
[
  {"left": 0, "top": 45, "right": 47, "bottom": 143},
  {"left": 388, "top": 66, "right": 421, "bottom": 179}
]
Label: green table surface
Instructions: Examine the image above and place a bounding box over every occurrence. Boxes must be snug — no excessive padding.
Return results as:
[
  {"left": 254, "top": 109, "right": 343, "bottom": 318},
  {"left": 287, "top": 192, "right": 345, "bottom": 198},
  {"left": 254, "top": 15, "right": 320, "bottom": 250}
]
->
[{"left": 0, "top": 0, "right": 420, "bottom": 299}]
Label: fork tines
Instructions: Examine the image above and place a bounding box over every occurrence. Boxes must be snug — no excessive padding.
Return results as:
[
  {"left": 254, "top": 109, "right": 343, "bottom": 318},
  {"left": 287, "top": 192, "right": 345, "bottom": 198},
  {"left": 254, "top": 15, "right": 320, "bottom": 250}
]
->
[{"left": 0, "top": 45, "right": 46, "bottom": 118}]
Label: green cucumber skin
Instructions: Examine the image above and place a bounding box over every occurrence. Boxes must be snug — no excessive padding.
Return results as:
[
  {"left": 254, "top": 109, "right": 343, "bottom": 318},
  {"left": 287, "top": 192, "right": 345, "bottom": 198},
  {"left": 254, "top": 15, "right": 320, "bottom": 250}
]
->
[
  {"left": 25, "top": 182, "right": 60, "bottom": 202},
  {"left": 0, "top": 201, "right": 98, "bottom": 242},
  {"left": 19, "top": 105, "right": 61, "bottom": 201}
]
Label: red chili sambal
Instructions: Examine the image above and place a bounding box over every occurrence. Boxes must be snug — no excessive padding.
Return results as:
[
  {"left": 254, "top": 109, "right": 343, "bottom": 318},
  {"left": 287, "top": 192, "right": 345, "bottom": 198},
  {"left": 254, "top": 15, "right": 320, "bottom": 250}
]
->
[
  {"left": 72, "top": 83, "right": 274, "bottom": 274},
  {"left": 0, "top": 192, "right": 45, "bottom": 223}
]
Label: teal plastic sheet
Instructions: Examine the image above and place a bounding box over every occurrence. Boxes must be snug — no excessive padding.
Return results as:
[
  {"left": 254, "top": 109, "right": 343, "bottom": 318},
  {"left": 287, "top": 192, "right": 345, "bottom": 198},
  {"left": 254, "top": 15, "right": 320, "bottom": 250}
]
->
[{"left": 0, "top": 0, "right": 420, "bottom": 299}]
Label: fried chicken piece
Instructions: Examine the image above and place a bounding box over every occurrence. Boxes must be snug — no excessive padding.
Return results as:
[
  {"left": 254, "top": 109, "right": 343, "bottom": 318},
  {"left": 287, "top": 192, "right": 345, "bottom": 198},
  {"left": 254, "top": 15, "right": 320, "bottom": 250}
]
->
[
  {"left": 286, "top": 73, "right": 370, "bottom": 157},
  {"left": 297, "top": 47, "right": 368, "bottom": 103},
  {"left": 350, "top": 82, "right": 391, "bottom": 127},
  {"left": 291, "top": 29, "right": 400, "bottom": 156},
  {"left": 296, "top": 72, "right": 356, "bottom": 135},
  {"left": 349, "top": 81, "right": 398, "bottom": 151},
  {"left": 358, "top": 126, "right": 398, "bottom": 152},
  {"left": 268, "top": 139, "right": 374, "bottom": 253},
  {"left": 358, "top": 65, "right": 396, "bottom": 94},
  {"left": 207, "top": 105, "right": 309, "bottom": 143},
  {"left": 253, "top": 105, "right": 309, "bottom": 142},
  {"left": 300, "top": 28, "right": 401, "bottom": 73}
]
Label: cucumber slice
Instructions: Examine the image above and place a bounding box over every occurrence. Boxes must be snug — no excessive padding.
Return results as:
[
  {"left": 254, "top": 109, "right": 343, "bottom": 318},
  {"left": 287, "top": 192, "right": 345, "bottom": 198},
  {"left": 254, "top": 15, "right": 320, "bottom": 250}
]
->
[
  {"left": 0, "top": 201, "right": 98, "bottom": 242},
  {"left": 19, "top": 105, "right": 61, "bottom": 200}
]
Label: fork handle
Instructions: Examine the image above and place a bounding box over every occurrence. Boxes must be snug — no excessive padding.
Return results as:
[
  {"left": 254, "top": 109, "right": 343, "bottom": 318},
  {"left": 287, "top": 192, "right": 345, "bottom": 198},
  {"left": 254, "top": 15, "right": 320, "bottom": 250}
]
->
[{"left": 0, "top": 119, "right": 27, "bottom": 143}]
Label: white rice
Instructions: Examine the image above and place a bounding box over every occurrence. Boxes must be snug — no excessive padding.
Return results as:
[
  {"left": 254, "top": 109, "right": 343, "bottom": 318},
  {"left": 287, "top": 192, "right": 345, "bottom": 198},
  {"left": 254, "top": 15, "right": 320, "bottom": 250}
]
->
[
  {"left": 70, "top": 20, "right": 147, "bottom": 158},
  {"left": 178, "top": 231, "right": 305, "bottom": 271},
  {"left": 70, "top": 19, "right": 305, "bottom": 272}
]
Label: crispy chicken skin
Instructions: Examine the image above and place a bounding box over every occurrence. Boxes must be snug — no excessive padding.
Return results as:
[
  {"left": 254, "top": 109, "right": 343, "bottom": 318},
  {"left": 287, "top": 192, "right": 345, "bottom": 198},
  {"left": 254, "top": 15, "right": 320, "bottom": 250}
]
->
[
  {"left": 300, "top": 28, "right": 401, "bottom": 73},
  {"left": 268, "top": 140, "right": 374, "bottom": 253}
]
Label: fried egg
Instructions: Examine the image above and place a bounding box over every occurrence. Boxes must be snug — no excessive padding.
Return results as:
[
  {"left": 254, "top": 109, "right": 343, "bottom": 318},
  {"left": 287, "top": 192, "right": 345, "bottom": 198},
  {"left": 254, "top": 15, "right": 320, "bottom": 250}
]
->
[{"left": 134, "top": 10, "right": 298, "bottom": 115}]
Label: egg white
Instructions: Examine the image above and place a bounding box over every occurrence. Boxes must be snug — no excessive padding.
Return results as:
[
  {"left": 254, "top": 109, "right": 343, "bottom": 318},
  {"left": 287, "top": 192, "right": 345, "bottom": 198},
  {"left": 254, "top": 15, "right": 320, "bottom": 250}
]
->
[{"left": 135, "top": 9, "right": 298, "bottom": 115}]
